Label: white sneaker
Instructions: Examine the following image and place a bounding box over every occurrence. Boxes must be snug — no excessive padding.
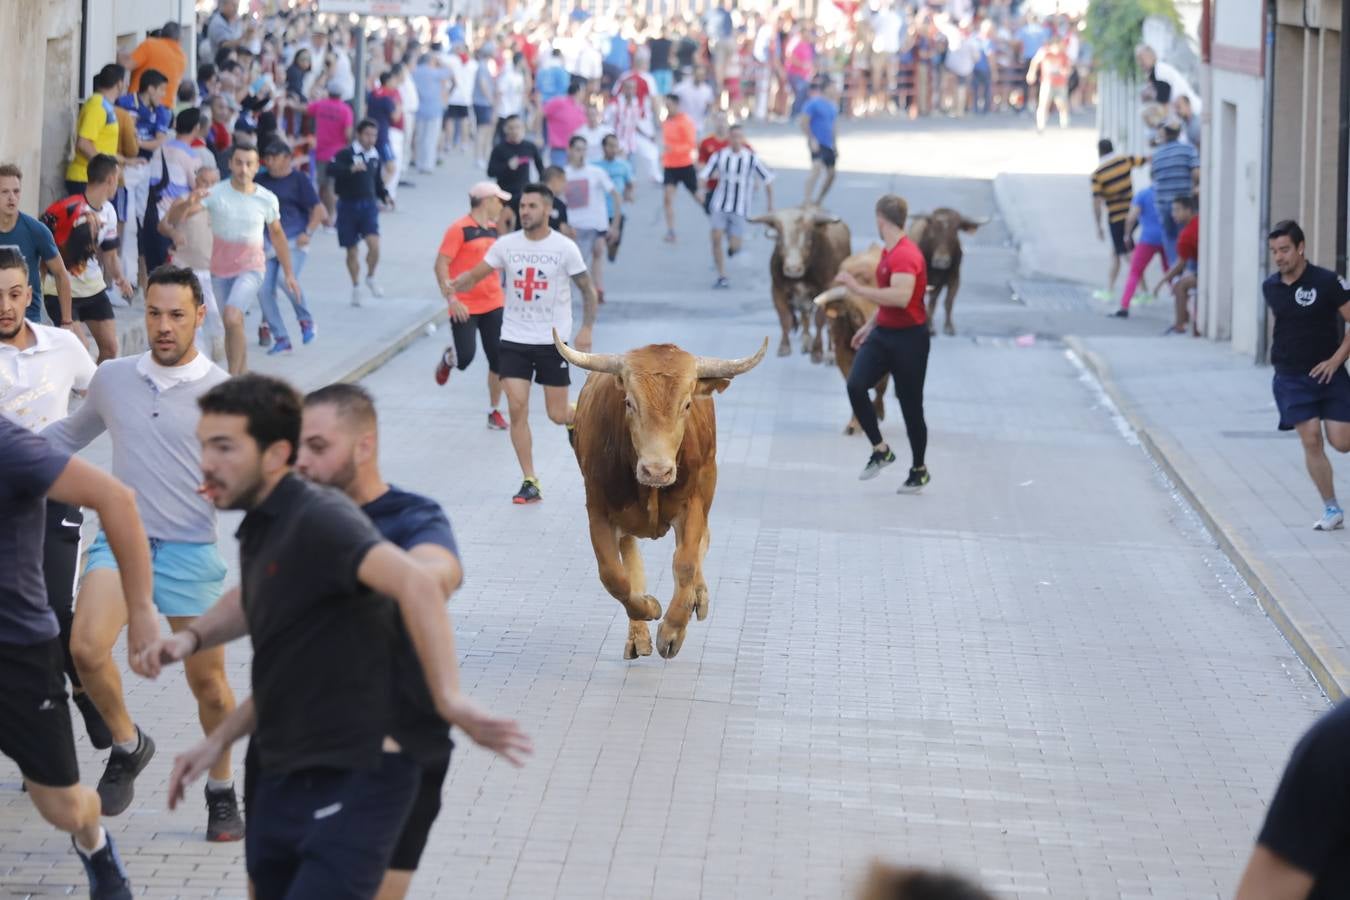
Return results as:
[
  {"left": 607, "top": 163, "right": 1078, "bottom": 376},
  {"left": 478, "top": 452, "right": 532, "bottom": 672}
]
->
[
  {"left": 1314, "top": 507, "right": 1345, "bottom": 531},
  {"left": 364, "top": 277, "right": 385, "bottom": 299},
  {"left": 350, "top": 284, "right": 362, "bottom": 307}
]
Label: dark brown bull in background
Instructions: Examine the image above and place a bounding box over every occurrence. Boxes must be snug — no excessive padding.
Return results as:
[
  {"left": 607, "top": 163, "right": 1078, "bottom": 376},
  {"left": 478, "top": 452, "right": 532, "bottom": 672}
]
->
[
  {"left": 908, "top": 208, "right": 988, "bottom": 336},
  {"left": 749, "top": 206, "right": 851, "bottom": 362},
  {"left": 558, "top": 331, "right": 767, "bottom": 660},
  {"left": 812, "top": 246, "right": 889, "bottom": 435}
]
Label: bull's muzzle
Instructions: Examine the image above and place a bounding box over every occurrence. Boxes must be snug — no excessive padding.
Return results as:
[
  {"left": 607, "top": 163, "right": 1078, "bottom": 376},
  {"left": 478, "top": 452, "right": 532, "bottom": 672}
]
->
[{"left": 637, "top": 459, "right": 677, "bottom": 487}]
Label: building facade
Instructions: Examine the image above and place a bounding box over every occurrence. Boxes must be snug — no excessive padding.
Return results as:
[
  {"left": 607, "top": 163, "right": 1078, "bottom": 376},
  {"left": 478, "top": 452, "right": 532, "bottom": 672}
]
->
[
  {"left": 1198, "top": 0, "right": 1347, "bottom": 361},
  {"left": 0, "top": 0, "right": 196, "bottom": 214}
]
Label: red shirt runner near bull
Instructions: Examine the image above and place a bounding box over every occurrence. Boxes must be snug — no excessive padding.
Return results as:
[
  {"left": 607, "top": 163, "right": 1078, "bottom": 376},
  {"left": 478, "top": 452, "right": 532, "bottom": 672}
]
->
[{"left": 874, "top": 235, "right": 927, "bottom": 330}]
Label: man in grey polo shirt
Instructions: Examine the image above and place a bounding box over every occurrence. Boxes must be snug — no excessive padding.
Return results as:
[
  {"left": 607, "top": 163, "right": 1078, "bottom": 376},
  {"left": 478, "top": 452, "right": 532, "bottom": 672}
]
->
[{"left": 43, "top": 265, "right": 244, "bottom": 842}]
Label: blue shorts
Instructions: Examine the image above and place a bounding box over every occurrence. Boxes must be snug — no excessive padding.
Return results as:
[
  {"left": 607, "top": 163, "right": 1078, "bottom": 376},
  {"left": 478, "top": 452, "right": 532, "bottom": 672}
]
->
[
  {"left": 336, "top": 198, "right": 380, "bottom": 248},
  {"left": 85, "top": 534, "right": 227, "bottom": 617},
  {"left": 1273, "top": 368, "right": 1350, "bottom": 430}
]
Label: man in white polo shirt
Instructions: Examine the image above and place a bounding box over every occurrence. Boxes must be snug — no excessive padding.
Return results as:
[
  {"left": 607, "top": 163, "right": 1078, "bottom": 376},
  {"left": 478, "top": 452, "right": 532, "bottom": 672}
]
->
[{"left": 0, "top": 246, "right": 109, "bottom": 748}]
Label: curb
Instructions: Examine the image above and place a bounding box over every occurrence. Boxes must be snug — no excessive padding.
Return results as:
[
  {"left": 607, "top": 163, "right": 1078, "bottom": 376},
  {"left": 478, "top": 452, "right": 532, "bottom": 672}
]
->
[
  {"left": 1065, "top": 334, "right": 1347, "bottom": 701},
  {"left": 334, "top": 305, "right": 447, "bottom": 385}
]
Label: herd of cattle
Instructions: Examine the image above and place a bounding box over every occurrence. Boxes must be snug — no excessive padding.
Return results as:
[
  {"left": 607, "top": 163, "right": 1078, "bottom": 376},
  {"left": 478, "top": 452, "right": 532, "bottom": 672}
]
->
[{"left": 560, "top": 203, "right": 984, "bottom": 661}]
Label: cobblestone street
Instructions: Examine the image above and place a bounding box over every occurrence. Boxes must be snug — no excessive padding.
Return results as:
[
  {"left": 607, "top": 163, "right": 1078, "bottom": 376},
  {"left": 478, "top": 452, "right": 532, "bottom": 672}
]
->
[{"left": 0, "top": 117, "right": 1331, "bottom": 899}]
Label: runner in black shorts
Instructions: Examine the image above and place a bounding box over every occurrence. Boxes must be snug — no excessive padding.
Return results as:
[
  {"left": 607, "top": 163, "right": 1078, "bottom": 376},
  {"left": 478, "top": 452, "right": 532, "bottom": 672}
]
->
[
  {"left": 0, "top": 415, "right": 158, "bottom": 899},
  {"left": 450, "top": 182, "right": 600, "bottom": 503},
  {"left": 1263, "top": 219, "right": 1350, "bottom": 532},
  {"left": 664, "top": 163, "right": 698, "bottom": 196}
]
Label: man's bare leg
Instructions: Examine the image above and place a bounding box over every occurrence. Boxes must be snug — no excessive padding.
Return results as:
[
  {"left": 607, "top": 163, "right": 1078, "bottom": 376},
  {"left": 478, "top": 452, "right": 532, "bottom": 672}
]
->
[
  {"left": 663, "top": 185, "right": 677, "bottom": 239},
  {"left": 543, "top": 384, "right": 572, "bottom": 427},
  {"left": 1296, "top": 419, "right": 1336, "bottom": 503},
  {"left": 816, "top": 167, "right": 836, "bottom": 206},
  {"left": 365, "top": 235, "right": 381, "bottom": 279},
  {"left": 345, "top": 246, "right": 360, "bottom": 285},
  {"left": 710, "top": 228, "right": 727, "bottom": 279},
  {"left": 26, "top": 782, "right": 102, "bottom": 849},
  {"left": 804, "top": 162, "right": 821, "bottom": 206},
  {"left": 168, "top": 617, "right": 236, "bottom": 781},
  {"left": 85, "top": 319, "right": 119, "bottom": 365},
  {"left": 221, "top": 306, "right": 247, "bottom": 375},
  {"left": 69, "top": 570, "right": 136, "bottom": 746},
  {"left": 488, "top": 369, "right": 502, "bottom": 410},
  {"left": 504, "top": 377, "right": 535, "bottom": 479}
]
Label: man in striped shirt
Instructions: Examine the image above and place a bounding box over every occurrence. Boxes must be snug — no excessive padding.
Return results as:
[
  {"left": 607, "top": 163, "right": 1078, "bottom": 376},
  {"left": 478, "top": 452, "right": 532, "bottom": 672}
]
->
[
  {"left": 1149, "top": 120, "right": 1199, "bottom": 264},
  {"left": 1091, "top": 139, "right": 1148, "bottom": 300},
  {"left": 697, "top": 125, "right": 775, "bottom": 289}
]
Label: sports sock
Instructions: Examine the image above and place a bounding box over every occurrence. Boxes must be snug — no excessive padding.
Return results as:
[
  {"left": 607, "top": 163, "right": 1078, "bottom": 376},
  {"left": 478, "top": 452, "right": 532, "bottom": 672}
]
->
[
  {"left": 206, "top": 778, "right": 234, "bottom": 793},
  {"left": 74, "top": 826, "right": 108, "bottom": 856},
  {"left": 114, "top": 731, "right": 139, "bottom": 755}
]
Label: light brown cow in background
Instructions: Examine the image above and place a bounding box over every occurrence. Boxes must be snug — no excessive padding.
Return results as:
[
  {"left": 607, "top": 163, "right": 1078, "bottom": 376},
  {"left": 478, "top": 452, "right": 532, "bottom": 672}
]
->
[
  {"left": 750, "top": 206, "right": 852, "bottom": 362},
  {"left": 910, "top": 208, "right": 988, "bottom": 336},
  {"left": 813, "top": 245, "right": 889, "bottom": 435},
  {"left": 557, "top": 331, "right": 767, "bottom": 660}
]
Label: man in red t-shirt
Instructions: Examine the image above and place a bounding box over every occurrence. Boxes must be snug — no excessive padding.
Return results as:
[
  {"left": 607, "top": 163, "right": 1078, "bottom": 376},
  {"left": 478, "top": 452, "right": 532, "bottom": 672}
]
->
[
  {"left": 433, "top": 181, "right": 512, "bottom": 430},
  {"left": 1155, "top": 194, "right": 1199, "bottom": 335},
  {"left": 833, "top": 193, "right": 932, "bottom": 492}
]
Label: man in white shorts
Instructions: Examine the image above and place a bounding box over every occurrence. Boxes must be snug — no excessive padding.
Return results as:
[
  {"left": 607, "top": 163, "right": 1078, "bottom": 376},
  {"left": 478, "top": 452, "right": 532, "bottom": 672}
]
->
[
  {"left": 562, "top": 135, "right": 622, "bottom": 305},
  {"left": 450, "top": 182, "right": 600, "bottom": 504}
]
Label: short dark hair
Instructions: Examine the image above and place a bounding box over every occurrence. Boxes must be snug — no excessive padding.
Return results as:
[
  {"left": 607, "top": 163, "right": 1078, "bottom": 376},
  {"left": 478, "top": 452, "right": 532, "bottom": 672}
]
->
[
  {"left": 1097, "top": 138, "right": 1114, "bottom": 155},
  {"left": 229, "top": 143, "right": 259, "bottom": 160},
  {"left": 175, "top": 106, "right": 202, "bottom": 134},
  {"left": 197, "top": 62, "right": 217, "bottom": 83},
  {"left": 567, "top": 80, "right": 582, "bottom": 96},
  {"left": 568, "top": 134, "right": 587, "bottom": 149},
  {"left": 160, "top": 20, "right": 182, "bottom": 41},
  {"left": 198, "top": 374, "right": 303, "bottom": 465},
  {"left": 875, "top": 194, "right": 909, "bottom": 229},
  {"left": 0, "top": 246, "right": 29, "bottom": 281},
  {"left": 304, "top": 383, "right": 377, "bottom": 430},
  {"left": 140, "top": 69, "right": 169, "bottom": 94},
  {"left": 93, "top": 63, "right": 126, "bottom": 91},
  {"left": 86, "top": 153, "right": 120, "bottom": 186},
  {"left": 356, "top": 118, "right": 378, "bottom": 133},
  {"left": 263, "top": 140, "right": 291, "bottom": 157},
  {"left": 1171, "top": 195, "right": 1196, "bottom": 213},
  {"left": 146, "top": 264, "right": 205, "bottom": 308},
  {"left": 0, "top": 163, "right": 22, "bottom": 181},
  {"left": 502, "top": 113, "right": 522, "bottom": 126},
  {"left": 665, "top": 93, "right": 680, "bottom": 105},
  {"left": 176, "top": 81, "right": 198, "bottom": 104},
  {"left": 1269, "top": 219, "right": 1306, "bottom": 247},
  {"left": 523, "top": 181, "right": 556, "bottom": 205}
]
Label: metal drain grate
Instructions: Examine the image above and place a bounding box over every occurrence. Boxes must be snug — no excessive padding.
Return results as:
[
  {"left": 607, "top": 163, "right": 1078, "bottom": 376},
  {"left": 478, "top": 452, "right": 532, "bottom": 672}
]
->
[{"left": 1010, "top": 278, "right": 1097, "bottom": 312}]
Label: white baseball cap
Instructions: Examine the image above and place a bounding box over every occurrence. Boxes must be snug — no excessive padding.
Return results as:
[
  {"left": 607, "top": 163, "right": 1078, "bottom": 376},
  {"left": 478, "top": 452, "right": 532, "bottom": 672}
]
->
[{"left": 469, "top": 181, "right": 512, "bottom": 201}]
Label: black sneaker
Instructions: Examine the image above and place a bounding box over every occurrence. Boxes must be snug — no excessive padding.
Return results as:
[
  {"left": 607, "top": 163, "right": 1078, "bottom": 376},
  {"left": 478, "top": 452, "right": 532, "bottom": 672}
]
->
[
  {"left": 74, "top": 692, "right": 113, "bottom": 750},
  {"left": 512, "top": 478, "right": 542, "bottom": 504},
  {"left": 859, "top": 447, "right": 896, "bottom": 481},
  {"left": 97, "top": 728, "right": 155, "bottom": 816},
  {"left": 205, "top": 784, "right": 245, "bottom": 842},
  {"left": 898, "top": 466, "right": 931, "bottom": 493},
  {"left": 1109, "top": 308, "right": 1129, "bottom": 318},
  {"left": 73, "top": 831, "right": 133, "bottom": 900}
]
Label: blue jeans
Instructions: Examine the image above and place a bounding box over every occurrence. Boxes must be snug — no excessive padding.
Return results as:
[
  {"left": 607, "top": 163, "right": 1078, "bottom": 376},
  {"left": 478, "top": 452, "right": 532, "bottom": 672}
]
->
[
  {"left": 789, "top": 75, "right": 810, "bottom": 117},
  {"left": 972, "top": 68, "right": 992, "bottom": 114},
  {"left": 1157, "top": 202, "right": 1180, "bottom": 266},
  {"left": 260, "top": 238, "right": 312, "bottom": 344}
]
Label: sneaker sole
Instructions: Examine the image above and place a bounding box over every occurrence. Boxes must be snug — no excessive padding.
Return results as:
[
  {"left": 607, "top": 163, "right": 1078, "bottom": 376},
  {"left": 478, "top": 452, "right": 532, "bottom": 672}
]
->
[
  {"left": 858, "top": 460, "right": 894, "bottom": 481},
  {"left": 207, "top": 825, "right": 245, "bottom": 843},
  {"left": 1313, "top": 521, "right": 1344, "bottom": 531},
  {"left": 897, "top": 481, "right": 929, "bottom": 494},
  {"left": 98, "top": 733, "right": 156, "bottom": 816},
  {"left": 512, "top": 497, "right": 542, "bottom": 504}
]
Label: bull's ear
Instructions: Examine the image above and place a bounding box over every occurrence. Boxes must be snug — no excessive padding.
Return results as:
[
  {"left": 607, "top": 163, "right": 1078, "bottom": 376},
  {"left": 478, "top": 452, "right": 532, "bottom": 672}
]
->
[{"left": 696, "top": 378, "right": 732, "bottom": 396}]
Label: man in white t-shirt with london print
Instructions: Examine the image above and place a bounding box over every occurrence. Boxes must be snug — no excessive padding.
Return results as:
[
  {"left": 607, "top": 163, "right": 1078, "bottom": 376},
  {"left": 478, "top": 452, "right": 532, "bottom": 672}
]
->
[{"left": 451, "top": 181, "right": 599, "bottom": 505}]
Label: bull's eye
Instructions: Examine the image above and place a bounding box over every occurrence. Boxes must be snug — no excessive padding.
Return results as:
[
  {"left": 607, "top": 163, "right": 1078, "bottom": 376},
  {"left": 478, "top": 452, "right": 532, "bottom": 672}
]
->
[
  {"left": 683, "top": 399, "right": 692, "bottom": 412},
  {"left": 624, "top": 396, "right": 636, "bottom": 413}
]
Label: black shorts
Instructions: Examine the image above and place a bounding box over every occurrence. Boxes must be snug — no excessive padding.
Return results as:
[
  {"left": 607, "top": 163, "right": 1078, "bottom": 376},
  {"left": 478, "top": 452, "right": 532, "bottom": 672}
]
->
[
  {"left": 444, "top": 104, "right": 469, "bottom": 121},
  {"left": 0, "top": 639, "right": 80, "bottom": 788},
  {"left": 498, "top": 339, "right": 571, "bottom": 387},
  {"left": 388, "top": 755, "right": 451, "bottom": 871},
  {"left": 45, "top": 291, "right": 115, "bottom": 323},
  {"left": 663, "top": 165, "right": 698, "bottom": 195},
  {"left": 1273, "top": 368, "right": 1350, "bottom": 430},
  {"left": 811, "top": 145, "right": 838, "bottom": 168},
  {"left": 1108, "top": 218, "right": 1128, "bottom": 256}
]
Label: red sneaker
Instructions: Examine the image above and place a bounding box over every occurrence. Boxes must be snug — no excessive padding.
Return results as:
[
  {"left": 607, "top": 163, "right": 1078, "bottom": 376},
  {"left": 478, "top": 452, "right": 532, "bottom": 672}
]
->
[
  {"left": 434, "top": 347, "right": 456, "bottom": 386},
  {"left": 487, "top": 410, "right": 508, "bottom": 430}
]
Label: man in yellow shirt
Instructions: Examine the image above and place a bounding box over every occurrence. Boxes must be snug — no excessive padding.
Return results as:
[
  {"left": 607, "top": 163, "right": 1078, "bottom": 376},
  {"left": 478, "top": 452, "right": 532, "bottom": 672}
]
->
[{"left": 66, "top": 65, "right": 126, "bottom": 195}]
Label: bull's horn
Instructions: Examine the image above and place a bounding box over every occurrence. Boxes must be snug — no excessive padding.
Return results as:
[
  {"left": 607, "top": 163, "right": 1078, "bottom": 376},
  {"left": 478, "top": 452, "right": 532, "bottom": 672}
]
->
[
  {"left": 959, "top": 215, "right": 991, "bottom": 231},
  {"left": 552, "top": 329, "right": 624, "bottom": 374},
  {"left": 695, "top": 338, "right": 769, "bottom": 379},
  {"left": 811, "top": 209, "right": 841, "bottom": 224},
  {"left": 813, "top": 286, "right": 848, "bottom": 307},
  {"left": 747, "top": 212, "right": 778, "bottom": 225}
]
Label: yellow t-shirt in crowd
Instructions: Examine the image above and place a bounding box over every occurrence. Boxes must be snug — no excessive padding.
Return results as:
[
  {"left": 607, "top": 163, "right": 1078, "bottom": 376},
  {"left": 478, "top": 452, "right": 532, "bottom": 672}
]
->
[{"left": 65, "top": 95, "right": 120, "bottom": 183}]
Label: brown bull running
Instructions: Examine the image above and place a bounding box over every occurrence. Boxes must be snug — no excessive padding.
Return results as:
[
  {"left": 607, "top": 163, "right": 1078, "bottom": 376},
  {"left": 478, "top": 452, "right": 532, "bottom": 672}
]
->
[
  {"left": 556, "top": 331, "right": 767, "bottom": 660},
  {"left": 909, "top": 208, "right": 988, "bottom": 336},
  {"left": 750, "top": 206, "right": 852, "bottom": 362}
]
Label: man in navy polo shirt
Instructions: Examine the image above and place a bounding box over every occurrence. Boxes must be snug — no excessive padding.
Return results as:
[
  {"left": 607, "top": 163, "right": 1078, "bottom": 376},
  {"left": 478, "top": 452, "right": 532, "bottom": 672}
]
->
[
  {"left": 255, "top": 141, "right": 324, "bottom": 354},
  {"left": 1263, "top": 219, "right": 1350, "bottom": 532}
]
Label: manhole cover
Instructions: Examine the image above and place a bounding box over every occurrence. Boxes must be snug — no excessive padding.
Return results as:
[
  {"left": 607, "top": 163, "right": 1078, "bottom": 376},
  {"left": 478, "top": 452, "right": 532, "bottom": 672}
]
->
[{"left": 1010, "top": 278, "right": 1096, "bottom": 312}]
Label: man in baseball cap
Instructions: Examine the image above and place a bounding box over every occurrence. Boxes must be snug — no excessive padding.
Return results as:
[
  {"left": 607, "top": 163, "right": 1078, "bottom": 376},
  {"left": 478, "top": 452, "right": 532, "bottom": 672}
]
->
[{"left": 430, "top": 182, "right": 512, "bottom": 432}]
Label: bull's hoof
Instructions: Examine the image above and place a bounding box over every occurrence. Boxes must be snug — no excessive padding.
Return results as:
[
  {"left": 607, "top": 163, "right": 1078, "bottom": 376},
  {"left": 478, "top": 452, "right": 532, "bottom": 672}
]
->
[
  {"left": 656, "top": 621, "right": 686, "bottom": 659},
  {"left": 844, "top": 421, "right": 858, "bottom": 436},
  {"left": 777, "top": 340, "right": 792, "bottom": 358},
  {"left": 694, "top": 585, "right": 709, "bottom": 621},
  {"left": 634, "top": 594, "right": 662, "bottom": 620},
  {"left": 943, "top": 321, "right": 956, "bottom": 336},
  {"left": 625, "top": 622, "right": 653, "bottom": 659}
]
